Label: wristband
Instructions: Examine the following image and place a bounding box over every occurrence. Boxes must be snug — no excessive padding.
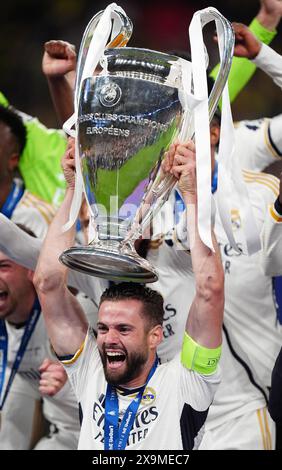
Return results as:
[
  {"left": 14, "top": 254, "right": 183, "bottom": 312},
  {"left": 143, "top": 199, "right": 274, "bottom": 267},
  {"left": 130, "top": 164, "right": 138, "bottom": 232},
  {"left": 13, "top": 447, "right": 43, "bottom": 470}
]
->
[{"left": 181, "top": 332, "right": 221, "bottom": 375}]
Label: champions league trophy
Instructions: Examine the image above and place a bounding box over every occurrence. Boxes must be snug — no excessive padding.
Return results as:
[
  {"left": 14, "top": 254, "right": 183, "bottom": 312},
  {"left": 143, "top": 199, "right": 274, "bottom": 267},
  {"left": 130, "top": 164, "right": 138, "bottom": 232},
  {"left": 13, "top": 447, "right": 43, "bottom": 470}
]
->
[{"left": 60, "top": 4, "right": 235, "bottom": 282}]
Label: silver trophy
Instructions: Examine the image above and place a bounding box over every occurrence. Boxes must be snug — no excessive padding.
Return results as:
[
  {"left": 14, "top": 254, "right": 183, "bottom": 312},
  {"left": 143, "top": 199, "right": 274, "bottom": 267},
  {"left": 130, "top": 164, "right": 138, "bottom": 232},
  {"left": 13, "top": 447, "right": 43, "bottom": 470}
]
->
[{"left": 60, "top": 6, "right": 234, "bottom": 282}]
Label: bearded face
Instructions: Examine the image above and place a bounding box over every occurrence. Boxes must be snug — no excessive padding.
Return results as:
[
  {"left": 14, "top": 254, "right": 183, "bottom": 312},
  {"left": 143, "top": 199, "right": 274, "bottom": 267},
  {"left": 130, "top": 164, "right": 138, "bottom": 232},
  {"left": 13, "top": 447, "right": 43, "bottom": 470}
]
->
[{"left": 97, "top": 299, "right": 152, "bottom": 387}]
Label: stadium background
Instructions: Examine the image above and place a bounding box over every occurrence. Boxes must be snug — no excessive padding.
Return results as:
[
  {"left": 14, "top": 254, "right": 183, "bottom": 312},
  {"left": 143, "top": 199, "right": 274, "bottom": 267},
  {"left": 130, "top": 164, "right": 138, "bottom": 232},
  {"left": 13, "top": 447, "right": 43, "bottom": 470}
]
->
[{"left": 1, "top": 0, "right": 282, "bottom": 128}]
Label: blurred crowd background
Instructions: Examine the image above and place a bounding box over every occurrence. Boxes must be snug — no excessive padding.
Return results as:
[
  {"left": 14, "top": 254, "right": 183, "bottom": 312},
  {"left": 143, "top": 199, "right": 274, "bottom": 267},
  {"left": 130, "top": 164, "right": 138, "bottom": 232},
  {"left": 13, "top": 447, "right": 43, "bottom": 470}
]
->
[{"left": 1, "top": 0, "right": 282, "bottom": 127}]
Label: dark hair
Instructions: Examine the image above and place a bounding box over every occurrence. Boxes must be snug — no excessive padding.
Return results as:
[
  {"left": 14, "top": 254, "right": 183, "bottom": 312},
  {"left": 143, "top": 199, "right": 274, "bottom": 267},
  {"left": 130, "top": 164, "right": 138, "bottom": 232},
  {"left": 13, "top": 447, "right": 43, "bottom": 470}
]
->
[
  {"left": 99, "top": 282, "right": 164, "bottom": 329},
  {"left": 0, "top": 105, "right": 27, "bottom": 154}
]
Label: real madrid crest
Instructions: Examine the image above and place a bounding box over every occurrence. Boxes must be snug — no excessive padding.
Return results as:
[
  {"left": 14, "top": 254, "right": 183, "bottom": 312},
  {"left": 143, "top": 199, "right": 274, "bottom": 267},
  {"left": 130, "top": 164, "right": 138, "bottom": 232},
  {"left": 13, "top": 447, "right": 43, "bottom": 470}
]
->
[
  {"left": 99, "top": 82, "right": 122, "bottom": 107},
  {"left": 231, "top": 209, "right": 241, "bottom": 231},
  {"left": 141, "top": 387, "right": 156, "bottom": 406}
]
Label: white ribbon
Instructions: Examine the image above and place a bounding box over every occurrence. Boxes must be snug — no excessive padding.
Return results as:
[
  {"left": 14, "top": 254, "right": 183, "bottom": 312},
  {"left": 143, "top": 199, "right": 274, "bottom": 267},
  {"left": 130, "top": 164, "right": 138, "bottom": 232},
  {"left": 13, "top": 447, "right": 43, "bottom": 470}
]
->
[
  {"left": 215, "top": 18, "right": 261, "bottom": 255},
  {"left": 63, "top": 3, "right": 127, "bottom": 232},
  {"left": 184, "top": 8, "right": 261, "bottom": 254},
  {"left": 178, "top": 58, "right": 203, "bottom": 140},
  {"left": 189, "top": 12, "right": 213, "bottom": 250},
  {"left": 214, "top": 17, "right": 241, "bottom": 253}
]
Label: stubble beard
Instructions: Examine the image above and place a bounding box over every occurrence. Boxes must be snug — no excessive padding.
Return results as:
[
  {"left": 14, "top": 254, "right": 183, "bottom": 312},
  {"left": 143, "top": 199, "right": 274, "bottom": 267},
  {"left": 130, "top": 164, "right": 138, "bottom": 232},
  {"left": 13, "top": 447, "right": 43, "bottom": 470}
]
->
[{"left": 100, "top": 349, "right": 148, "bottom": 386}]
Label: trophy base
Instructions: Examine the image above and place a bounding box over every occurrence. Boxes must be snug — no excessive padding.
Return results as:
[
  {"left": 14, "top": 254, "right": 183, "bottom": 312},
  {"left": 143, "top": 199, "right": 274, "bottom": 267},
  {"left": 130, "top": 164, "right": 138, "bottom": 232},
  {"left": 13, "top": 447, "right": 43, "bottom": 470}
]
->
[{"left": 59, "top": 243, "right": 158, "bottom": 283}]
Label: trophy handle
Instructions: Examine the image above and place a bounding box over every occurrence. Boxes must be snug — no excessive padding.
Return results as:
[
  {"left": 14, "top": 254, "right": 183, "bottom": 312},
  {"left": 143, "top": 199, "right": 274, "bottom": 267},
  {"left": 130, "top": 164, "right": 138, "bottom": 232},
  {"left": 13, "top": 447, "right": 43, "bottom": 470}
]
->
[
  {"left": 122, "top": 8, "right": 234, "bottom": 245},
  {"left": 75, "top": 8, "right": 133, "bottom": 109},
  {"left": 62, "top": 5, "right": 133, "bottom": 234},
  {"left": 156, "top": 11, "right": 234, "bottom": 212},
  {"left": 201, "top": 8, "right": 234, "bottom": 121}
]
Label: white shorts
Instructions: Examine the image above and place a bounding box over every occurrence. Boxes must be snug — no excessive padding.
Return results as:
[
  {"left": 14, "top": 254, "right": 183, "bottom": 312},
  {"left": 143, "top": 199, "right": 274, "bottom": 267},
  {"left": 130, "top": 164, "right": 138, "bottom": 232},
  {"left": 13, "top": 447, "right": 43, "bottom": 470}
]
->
[{"left": 199, "top": 407, "right": 275, "bottom": 450}]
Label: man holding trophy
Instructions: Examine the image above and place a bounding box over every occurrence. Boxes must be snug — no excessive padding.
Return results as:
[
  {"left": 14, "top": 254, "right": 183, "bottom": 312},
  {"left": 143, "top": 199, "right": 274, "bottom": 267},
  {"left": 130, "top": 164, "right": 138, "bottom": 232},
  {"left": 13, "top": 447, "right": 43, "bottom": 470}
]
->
[
  {"left": 34, "top": 136, "right": 224, "bottom": 450},
  {"left": 33, "top": 2, "right": 261, "bottom": 450},
  {"left": 0, "top": 0, "right": 280, "bottom": 450}
]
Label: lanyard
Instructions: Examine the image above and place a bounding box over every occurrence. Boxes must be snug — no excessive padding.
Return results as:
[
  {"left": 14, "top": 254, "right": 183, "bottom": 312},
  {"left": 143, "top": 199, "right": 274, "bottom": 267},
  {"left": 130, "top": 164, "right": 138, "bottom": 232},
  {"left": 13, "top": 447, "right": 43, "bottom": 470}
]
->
[
  {"left": 175, "top": 190, "right": 186, "bottom": 224},
  {"left": 1, "top": 180, "right": 24, "bottom": 219},
  {"left": 104, "top": 356, "right": 158, "bottom": 450},
  {"left": 0, "top": 297, "right": 41, "bottom": 410},
  {"left": 211, "top": 160, "right": 218, "bottom": 194}
]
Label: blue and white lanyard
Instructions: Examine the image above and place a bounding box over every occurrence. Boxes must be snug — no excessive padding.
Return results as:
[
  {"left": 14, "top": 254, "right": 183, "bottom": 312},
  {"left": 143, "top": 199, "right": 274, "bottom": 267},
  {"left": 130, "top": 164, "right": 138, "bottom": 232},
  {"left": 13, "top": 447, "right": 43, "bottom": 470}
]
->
[
  {"left": 1, "top": 180, "right": 24, "bottom": 219},
  {"left": 104, "top": 356, "right": 158, "bottom": 450},
  {"left": 211, "top": 160, "right": 218, "bottom": 195},
  {"left": 0, "top": 297, "right": 41, "bottom": 410}
]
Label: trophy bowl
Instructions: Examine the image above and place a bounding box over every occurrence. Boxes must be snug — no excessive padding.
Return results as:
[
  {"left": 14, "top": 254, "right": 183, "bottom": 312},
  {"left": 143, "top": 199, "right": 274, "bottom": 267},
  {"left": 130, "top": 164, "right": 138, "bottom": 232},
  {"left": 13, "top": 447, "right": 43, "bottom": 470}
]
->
[
  {"left": 60, "top": 48, "right": 186, "bottom": 282},
  {"left": 60, "top": 6, "right": 234, "bottom": 283}
]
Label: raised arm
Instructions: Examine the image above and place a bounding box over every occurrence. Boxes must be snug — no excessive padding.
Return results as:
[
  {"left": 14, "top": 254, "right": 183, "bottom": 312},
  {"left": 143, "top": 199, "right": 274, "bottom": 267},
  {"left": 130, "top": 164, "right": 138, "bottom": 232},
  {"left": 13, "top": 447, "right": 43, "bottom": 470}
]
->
[
  {"left": 253, "top": 43, "right": 282, "bottom": 89},
  {"left": 171, "top": 141, "right": 224, "bottom": 349},
  {"left": 42, "top": 40, "right": 76, "bottom": 125},
  {"left": 0, "top": 213, "right": 105, "bottom": 303},
  {"left": 33, "top": 139, "right": 89, "bottom": 356},
  {"left": 210, "top": 0, "right": 282, "bottom": 103},
  {"left": 256, "top": 0, "right": 282, "bottom": 31},
  {"left": 228, "top": 23, "right": 282, "bottom": 172}
]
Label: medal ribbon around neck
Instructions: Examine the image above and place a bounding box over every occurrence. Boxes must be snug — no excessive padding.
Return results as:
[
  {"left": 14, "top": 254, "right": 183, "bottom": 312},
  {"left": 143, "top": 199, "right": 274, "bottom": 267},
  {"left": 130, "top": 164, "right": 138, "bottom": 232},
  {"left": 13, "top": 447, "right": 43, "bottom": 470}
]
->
[{"left": 104, "top": 355, "right": 158, "bottom": 450}]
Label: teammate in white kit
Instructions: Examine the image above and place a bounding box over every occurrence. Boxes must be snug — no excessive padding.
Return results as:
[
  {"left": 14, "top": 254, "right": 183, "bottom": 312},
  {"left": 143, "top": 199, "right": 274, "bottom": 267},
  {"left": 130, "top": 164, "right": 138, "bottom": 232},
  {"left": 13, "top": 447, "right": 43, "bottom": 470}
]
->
[
  {"left": 138, "top": 27, "right": 282, "bottom": 449},
  {"left": 0, "top": 240, "right": 82, "bottom": 449},
  {"left": 149, "top": 125, "right": 282, "bottom": 449},
  {"left": 232, "top": 21, "right": 282, "bottom": 173},
  {"left": 0, "top": 104, "right": 78, "bottom": 449},
  {"left": 0, "top": 104, "right": 57, "bottom": 239},
  {"left": 33, "top": 138, "right": 224, "bottom": 450}
]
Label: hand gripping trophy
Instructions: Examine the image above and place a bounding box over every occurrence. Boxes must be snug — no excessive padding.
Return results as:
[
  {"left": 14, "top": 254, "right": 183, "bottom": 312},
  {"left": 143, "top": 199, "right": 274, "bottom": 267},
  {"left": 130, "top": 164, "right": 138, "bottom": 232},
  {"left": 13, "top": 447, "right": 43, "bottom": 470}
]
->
[{"left": 60, "top": 3, "right": 253, "bottom": 283}]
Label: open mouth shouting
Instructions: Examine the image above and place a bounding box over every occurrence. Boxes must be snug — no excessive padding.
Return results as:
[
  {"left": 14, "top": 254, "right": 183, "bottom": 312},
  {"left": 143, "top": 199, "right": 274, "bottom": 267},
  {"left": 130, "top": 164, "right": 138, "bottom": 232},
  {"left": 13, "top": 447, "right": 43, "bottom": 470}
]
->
[{"left": 105, "top": 349, "right": 127, "bottom": 370}]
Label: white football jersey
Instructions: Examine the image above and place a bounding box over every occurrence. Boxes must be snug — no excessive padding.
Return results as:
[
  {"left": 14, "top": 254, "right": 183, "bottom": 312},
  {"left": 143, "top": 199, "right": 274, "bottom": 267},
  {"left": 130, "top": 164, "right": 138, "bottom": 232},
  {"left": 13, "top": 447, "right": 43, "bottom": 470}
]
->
[
  {"left": 214, "top": 170, "right": 282, "bottom": 389},
  {"left": 10, "top": 185, "right": 57, "bottom": 239},
  {"left": 231, "top": 40, "right": 282, "bottom": 171},
  {"left": 147, "top": 233, "right": 270, "bottom": 430},
  {"left": 233, "top": 118, "right": 282, "bottom": 172},
  {"left": 63, "top": 328, "right": 220, "bottom": 450},
  {"left": 147, "top": 170, "right": 282, "bottom": 430},
  {"left": 232, "top": 43, "right": 282, "bottom": 174},
  {"left": 148, "top": 239, "right": 195, "bottom": 361},
  {"left": 253, "top": 43, "right": 282, "bottom": 90}
]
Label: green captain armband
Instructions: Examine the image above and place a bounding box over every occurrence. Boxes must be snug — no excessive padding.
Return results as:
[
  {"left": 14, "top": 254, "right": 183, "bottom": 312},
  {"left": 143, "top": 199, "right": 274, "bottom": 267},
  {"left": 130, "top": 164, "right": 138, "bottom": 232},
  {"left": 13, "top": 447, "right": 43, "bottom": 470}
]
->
[{"left": 181, "top": 332, "right": 222, "bottom": 375}]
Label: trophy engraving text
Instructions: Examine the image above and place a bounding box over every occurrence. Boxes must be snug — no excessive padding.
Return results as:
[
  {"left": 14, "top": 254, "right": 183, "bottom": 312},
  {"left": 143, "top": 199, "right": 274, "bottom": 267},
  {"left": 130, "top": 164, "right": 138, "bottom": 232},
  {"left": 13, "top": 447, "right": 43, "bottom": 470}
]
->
[{"left": 79, "top": 113, "right": 171, "bottom": 133}]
